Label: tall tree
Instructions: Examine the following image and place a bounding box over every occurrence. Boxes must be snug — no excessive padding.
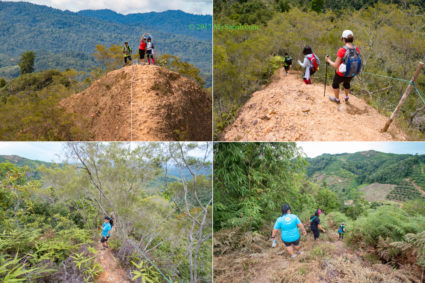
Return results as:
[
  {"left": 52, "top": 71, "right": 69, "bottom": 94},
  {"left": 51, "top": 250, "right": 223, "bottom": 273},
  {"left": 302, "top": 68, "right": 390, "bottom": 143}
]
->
[{"left": 18, "top": 51, "right": 35, "bottom": 74}]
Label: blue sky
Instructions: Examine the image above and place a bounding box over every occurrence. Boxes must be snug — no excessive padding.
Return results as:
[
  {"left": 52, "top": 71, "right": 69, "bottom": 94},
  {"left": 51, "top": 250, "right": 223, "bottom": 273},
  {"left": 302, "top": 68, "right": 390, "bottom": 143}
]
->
[
  {"left": 298, "top": 142, "right": 425, "bottom": 158},
  {"left": 7, "top": 0, "right": 212, "bottom": 15},
  {"left": 0, "top": 142, "right": 212, "bottom": 162}
]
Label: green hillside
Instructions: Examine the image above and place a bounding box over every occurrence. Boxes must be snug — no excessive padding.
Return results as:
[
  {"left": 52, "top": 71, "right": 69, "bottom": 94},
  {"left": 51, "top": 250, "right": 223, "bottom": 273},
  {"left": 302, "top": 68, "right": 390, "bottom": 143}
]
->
[
  {"left": 0, "top": 2, "right": 212, "bottom": 86},
  {"left": 306, "top": 151, "right": 425, "bottom": 201}
]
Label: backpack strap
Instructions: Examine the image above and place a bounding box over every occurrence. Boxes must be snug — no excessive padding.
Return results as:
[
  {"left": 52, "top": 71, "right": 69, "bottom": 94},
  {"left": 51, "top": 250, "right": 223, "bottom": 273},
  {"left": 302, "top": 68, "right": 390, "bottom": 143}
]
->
[{"left": 311, "top": 216, "right": 317, "bottom": 222}]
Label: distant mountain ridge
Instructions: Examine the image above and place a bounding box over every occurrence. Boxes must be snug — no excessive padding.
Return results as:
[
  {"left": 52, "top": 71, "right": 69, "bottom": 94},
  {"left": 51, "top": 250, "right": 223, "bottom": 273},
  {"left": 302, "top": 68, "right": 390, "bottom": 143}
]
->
[
  {"left": 0, "top": 2, "right": 211, "bottom": 85},
  {"left": 306, "top": 150, "right": 425, "bottom": 202}
]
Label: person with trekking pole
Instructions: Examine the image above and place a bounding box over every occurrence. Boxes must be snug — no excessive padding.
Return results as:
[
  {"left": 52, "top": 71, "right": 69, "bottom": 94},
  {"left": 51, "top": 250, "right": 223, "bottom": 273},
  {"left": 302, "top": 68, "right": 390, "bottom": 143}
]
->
[
  {"left": 298, "top": 46, "right": 319, "bottom": 85},
  {"left": 283, "top": 53, "right": 293, "bottom": 76},
  {"left": 309, "top": 209, "right": 326, "bottom": 241},
  {"left": 271, "top": 204, "right": 307, "bottom": 259},
  {"left": 100, "top": 216, "right": 113, "bottom": 250},
  {"left": 338, "top": 222, "right": 346, "bottom": 240},
  {"left": 325, "top": 30, "right": 362, "bottom": 104}
]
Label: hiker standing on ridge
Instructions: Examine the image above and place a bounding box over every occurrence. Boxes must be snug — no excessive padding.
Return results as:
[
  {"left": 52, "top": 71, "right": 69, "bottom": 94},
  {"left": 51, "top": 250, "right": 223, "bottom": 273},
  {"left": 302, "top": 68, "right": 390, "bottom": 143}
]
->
[
  {"left": 100, "top": 216, "right": 113, "bottom": 250},
  {"left": 309, "top": 209, "right": 326, "bottom": 241},
  {"left": 139, "top": 35, "right": 147, "bottom": 65},
  {"left": 283, "top": 53, "right": 292, "bottom": 75},
  {"left": 146, "top": 37, "right": 155, "bottom": 65},
  {"left": 298, "top": 46, "right": 319, "bottom": 84},
  {"left": 326, "top": 30, "right": 362, "bottom": 104},
  {"left": 271, "top": 204, "right": 307, "bottom": 259},
  {"left": 123, "top": 42, "right": 133, "bottom": 66}
]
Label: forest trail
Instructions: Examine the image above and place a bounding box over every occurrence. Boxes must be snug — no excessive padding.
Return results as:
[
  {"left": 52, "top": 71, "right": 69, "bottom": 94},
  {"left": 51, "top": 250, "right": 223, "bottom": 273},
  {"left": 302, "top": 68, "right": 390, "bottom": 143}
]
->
[
  {"left": 96, "top": 242, "right": 130, "bottom": 283},
  {"left": 61, "top": 64, "right": 212, "bottom": 141},
  {"left": 214, "top": 229, "right": 421, "bottom": 283},
  {"left": 221, "top": 70, "right": 408, "bottom": 141}
]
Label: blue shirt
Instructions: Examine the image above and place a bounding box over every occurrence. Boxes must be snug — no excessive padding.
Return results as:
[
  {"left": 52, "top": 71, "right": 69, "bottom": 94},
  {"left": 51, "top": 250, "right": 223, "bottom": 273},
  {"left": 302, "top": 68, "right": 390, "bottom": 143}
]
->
[
  {"left": 274, "top": 213, "right": 301, "bottom": 242},
  {"left": 102, "top": 222, "right": 111, "bottom": 237}
]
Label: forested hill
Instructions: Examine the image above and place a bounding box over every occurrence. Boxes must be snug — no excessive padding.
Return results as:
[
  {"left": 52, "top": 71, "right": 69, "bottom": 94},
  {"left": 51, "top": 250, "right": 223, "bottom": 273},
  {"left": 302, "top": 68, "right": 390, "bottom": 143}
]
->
[
  {"left": 306, "top": 151, "right": 425, "bottom": 201},
  {"left": 0, "top": 2, "right": 211, "bottom": 83}
]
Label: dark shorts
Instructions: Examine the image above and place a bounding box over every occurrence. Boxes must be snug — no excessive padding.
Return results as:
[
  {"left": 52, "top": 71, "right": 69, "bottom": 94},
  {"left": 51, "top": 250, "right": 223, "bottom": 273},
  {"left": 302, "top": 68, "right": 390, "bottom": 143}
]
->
[
  {"left": 100, "top": 236, "right": 108, "bottom": 243},
  {"left": 284, "top": 65, "right": 290, "bottom": 71},
  {"left": 283, "top": 238, "right": 300, "bottom": 247},
  {"left": 124, "top": 56, "right": 132, "bottom": 63},
  {"left": 139, "top": 49, "right": 145, "bottom": 59},
  {"left": 332, "top": 73, "right": 353, "bottom": 89},
  {"left": 146, "top": 50, "right": 153, "bottom": 58}
]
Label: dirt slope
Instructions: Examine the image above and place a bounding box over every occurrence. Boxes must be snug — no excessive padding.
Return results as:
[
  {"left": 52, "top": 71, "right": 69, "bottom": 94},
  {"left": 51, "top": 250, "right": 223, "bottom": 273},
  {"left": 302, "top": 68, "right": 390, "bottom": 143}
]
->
[
  {"left": 214, "top": 229, "right": 421, "bottom": 283},
  {"left": 61, "top": 64, "right": 212, "bottom": 141},
  {"left": 222, "top": 70, "right": 407, "bottom": 141},
  {"left": 96, "top": 242, "right": 130, "bottom": 283}
]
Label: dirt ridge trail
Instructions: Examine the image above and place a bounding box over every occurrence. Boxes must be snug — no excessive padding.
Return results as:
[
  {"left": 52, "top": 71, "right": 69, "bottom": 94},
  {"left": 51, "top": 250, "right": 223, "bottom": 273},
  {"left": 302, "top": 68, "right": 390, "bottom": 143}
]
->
[
  {"left": 96, "top": 242, "right": 130, "bottom": 283},
  {"left": 222, "top": 70, "right": 407, "bottom": 141},
  {"left": 214, "top": 230, "right": 421, "bottom": 283},
  {"left": 61, "top": 64, "right": 212, "bottom": 141}
]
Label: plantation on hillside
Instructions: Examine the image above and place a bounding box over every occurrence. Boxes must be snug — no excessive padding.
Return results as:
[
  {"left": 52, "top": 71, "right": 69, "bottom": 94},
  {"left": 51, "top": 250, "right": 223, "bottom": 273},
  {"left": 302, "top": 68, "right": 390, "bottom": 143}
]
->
[
  {"left": 213, "top": 0, "right": 425, "bottom": 139},
  {"left": 0, "top": 142, "right": 212, "bottom": 282}
]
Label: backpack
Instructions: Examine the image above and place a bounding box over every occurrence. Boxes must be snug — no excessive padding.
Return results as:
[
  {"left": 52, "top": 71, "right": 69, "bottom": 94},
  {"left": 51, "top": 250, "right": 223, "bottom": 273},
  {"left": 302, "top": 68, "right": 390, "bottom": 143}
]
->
[
  {"left": 342, "top": 46, "right": 361, "bottom": 77},
  {"left": 306, "top": 53, "right": 319, "bottom": 75},
  {"left": 284, "top": 56, "right": 292, "bottom": 66}
]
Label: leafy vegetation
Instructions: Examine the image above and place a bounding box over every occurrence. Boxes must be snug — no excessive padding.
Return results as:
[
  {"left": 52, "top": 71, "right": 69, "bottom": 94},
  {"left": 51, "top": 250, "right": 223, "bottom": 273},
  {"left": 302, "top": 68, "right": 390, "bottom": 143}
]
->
[
  {"left": 213, "top": 0, "right": 425, "bottom": 138},
  {"left": 0, "top": 142, "right": 212, "bottom": 282}
]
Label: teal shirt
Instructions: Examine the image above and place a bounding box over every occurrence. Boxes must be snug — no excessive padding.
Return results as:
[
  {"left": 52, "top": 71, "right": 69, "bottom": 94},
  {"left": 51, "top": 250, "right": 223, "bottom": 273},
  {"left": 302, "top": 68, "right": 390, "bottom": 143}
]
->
[
  {"left": 274, "top": 213, "right": 301, "bottom": 242},
  {"left": 102, "top": 222, "right": 111, "bottom": 237}
]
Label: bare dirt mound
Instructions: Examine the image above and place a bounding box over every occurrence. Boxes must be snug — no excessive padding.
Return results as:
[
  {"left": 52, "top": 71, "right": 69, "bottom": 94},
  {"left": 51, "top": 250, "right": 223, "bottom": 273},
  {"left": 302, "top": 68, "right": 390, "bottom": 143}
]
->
[
  {"left": 61, "top": 64, "right": 212, "bottom": 141},
  {"left": 214, "top": 229, "right": 421, "bottom": 283},
  {"left": 96, "top": 242, "right": 130, "bottom": 283},
  {"left": 358, "top": 183, "right": 396, "bottom": 202},
  {"left": 222, "top": 70, "right": 407, "bottom": 141}
]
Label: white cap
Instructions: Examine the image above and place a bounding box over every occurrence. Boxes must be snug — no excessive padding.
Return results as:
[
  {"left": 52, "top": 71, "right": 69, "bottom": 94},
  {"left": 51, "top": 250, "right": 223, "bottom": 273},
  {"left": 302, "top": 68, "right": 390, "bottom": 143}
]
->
[{"left": 342, "top": 30, "right": 354, "bottom": 39}]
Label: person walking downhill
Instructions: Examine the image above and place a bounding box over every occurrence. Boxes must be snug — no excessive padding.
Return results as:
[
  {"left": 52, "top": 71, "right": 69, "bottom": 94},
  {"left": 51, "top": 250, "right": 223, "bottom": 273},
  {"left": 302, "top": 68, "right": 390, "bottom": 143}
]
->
[
  {"left": 298, "top": 46, "right": 319, "bottom": 85},
  {"left": 272, "top": 204, "right": 307, "bottom": 259},
  {"left": 326, "top": 30, "right": 362, "bottom": 104},
  {"left": 100, "top": 216, "right": 113, "bottom": 250},
  {"left": 283, "top": 53, "right": 293, "bottom": 75},
  {"left": 310, "top": 209, "right": 326, "bottom": 241},
  {"left": 338, "top": 222, "right": 346, "bottom": 240},
  {"left": 122, "top": 42, "right": 132, "bottom": 66}
]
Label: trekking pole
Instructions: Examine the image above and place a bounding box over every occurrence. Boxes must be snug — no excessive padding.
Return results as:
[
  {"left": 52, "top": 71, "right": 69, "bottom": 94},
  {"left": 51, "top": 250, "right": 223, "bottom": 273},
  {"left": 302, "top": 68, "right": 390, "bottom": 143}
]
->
[{"left": 324, "top": 55, "right": 329, "bottom": 97}]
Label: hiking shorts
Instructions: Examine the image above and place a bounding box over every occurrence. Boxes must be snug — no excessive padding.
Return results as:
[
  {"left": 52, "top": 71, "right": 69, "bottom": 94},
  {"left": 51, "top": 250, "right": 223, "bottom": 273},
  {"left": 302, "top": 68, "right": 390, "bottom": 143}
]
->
[
  {"left": 284, "top": 65, "right": 290, "bottom": 71},
  {"left": 332, "top": 73, "right": 353, "bottom": 90},
  {"left": 124, "top": 56, "right": 132, "bottom": 64},
  {"left": 146, "top": 50, "right": 153, "bottom": 59},
  {"left": 100, "top": 236, "right": 109, "bottom": 243},
  {"left": 283, "top": 238, "right": 300, "bottom": 247},
  {"left": 139, "top": 49, "right": 146, "bottom": 59}
]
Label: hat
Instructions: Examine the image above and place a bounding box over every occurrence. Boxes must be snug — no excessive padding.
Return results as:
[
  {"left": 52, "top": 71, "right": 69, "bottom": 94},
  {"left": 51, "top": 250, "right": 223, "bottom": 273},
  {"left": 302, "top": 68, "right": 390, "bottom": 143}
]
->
[
  {"left": 281, "top": 204, "right": 291, "bottom": 214},
  {"left": 317, "top": 209, "right": 322, "bottom": 215},
  {"left": 342, "top": 30, "right": 353, "bottom": 39}
]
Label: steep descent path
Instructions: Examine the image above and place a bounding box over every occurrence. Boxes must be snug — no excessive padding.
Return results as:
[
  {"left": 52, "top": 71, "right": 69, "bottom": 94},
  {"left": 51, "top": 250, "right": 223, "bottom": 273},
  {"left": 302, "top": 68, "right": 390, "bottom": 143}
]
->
[
  {"left": 96, "top": 242, "right": 130, "bottom": 283},
  {"left": 222, "top": 70, "right": 407, "bottom": 141},
  {"left": 214, "top": 229, "right": 421, "bottom": 283}
]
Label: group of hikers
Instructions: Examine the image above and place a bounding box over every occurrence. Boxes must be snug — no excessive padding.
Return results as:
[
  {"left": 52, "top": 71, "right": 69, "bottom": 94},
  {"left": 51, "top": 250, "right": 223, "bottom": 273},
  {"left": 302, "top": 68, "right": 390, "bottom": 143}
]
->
[
  {"left": 122, "top": 33, "right": 156, "bottom": 66},
  {"left": 282, "top": 29, "right": 362, "bottom": 104},
  {"left": 271, "top": 204, "right": 345, "bottom": 258}
]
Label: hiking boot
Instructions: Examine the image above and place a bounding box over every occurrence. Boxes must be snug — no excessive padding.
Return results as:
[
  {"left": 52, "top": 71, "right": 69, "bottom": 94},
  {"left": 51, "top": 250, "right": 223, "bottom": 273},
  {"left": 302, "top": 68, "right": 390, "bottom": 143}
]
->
[
  {"left": 344, "top": 96, "right": 349, "bottom": 102},
  {"left": 329, "top": 96, "right": 340, "bottom": 104},
  {"left": 296, "top": 251, "right": 302, "bottom": 255},
  {"left": 291, "top": 254, "right": 297, "bottom": 259}
]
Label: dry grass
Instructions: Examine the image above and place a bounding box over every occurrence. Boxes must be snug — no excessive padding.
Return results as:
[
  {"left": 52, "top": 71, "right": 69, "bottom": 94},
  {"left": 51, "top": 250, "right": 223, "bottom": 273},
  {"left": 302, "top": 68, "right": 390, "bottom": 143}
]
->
[{"left": 214, "top": 228, "right": 423, "bottom": 283}]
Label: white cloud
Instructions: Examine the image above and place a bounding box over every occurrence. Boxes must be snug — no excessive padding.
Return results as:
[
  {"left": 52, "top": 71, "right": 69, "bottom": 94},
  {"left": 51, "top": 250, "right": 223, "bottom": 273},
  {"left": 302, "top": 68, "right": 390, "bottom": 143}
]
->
[
  {"left": 297, "top": 142, "right": 425, "bottom": 157},
  {"left": 7, "top": 0, "right": 212, "bottom": 15}
]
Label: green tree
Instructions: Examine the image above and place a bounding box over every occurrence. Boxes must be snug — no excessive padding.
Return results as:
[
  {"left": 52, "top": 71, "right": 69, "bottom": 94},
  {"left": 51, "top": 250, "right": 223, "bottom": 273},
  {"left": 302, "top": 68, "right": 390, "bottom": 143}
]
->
[
  {"left": 316, "top": 188, "right": 340, "bottom": 212},
  {"left": 311, "top": 0, "right": 324, "bottom": 12},
  {"left": 18, "top": 51, "right": 35, "bottom": 75}
]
